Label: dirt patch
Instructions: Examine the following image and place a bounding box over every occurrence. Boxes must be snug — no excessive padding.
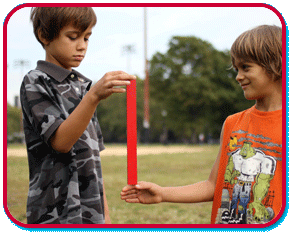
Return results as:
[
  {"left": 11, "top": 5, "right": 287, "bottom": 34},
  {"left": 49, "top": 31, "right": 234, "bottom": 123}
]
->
[
  {"left": 102, "top": 145, "right": 204, "bottom": 156},
  {"left": 7, "top": 148, "right": 28, "bottom": 157},
  {"left": 7, "top": 145, "right": 204, "bottom": 157}
]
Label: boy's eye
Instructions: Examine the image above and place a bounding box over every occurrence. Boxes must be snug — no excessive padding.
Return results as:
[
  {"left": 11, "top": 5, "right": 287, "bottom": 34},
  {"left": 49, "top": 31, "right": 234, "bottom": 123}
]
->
[
  {"left": 68, "top": 36, "right": 77, "bottom": 40},
  {"left": 242, "top": 64, "right": 250, "bottom": 70},
  {"left": 68, "top": 36, "right": 89, "bottom": 42}
]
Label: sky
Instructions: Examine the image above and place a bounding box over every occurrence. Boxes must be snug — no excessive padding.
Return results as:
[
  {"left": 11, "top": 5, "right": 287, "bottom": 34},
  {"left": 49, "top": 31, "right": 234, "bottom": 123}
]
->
[{"left": 5, "top": 4, "right": 283, "bottom": 105}]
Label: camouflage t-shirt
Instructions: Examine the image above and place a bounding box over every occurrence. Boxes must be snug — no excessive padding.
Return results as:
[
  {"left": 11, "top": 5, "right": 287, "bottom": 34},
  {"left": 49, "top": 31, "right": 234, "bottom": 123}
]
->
[{"left": 20, "top": 60, "right": 106, "bottom": 224}]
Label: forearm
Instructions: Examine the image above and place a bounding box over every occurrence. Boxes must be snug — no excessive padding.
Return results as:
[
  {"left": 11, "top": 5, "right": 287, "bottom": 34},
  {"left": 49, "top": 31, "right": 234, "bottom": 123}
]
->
[
  {"left": 50, "top": 92, "right": 99, "bottom": 153},
  {"left": 161, "top": 180, "right": 215, "bottom": 203},
  {"left": 160, "top": 141, "right": 220, "bottom": 204},
  {"left": 50, "top": 71, "right": 135, "bottom": 153}
]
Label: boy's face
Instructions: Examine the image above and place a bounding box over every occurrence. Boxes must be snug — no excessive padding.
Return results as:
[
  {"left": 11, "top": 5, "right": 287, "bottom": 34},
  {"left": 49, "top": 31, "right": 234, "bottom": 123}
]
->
[
  {"left": 43, "top": 24, "right": 93, "bottom": 71},
  {"left": 234, "top": 59, "right": 280, "bottom": 103}
]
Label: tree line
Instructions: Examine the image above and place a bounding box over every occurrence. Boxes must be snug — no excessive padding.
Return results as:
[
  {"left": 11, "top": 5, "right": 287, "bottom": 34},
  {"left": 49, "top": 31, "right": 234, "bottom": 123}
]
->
[
  {"left": 98, "top": 36, "right": 254, "bottom": 144},
  {"left": 7, "top": 36, "right": 254, "bottom": 144}
]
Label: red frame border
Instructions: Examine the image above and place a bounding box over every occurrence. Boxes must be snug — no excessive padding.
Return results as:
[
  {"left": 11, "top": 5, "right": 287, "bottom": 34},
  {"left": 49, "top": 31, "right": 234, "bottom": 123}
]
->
[{"left": 3, "top": 2, "right": 288, "bottom": 229}]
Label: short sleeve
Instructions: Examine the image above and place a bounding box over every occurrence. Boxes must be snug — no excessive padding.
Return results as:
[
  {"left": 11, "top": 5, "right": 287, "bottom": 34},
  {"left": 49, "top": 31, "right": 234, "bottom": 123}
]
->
[{"left": 20, "top": 71, "right": 64, "bottom": 145}]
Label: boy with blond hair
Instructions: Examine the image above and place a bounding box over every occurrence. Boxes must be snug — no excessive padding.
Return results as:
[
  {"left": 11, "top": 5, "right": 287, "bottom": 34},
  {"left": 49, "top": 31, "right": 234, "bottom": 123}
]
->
[
  {"left": 20, "top": 7, "right": 136, "bottom": 224},
  {"left": 121, "top": 25, "right": 282, "bottom": 224}
]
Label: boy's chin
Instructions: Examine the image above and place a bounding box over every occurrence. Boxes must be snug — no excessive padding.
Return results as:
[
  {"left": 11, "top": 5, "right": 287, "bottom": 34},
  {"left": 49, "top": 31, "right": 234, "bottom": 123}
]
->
[
  {"left": 243, "top": 92, "right": 255, "bottom": 101},
  {"left": 71, "top": 62, "right": 82, "bottom": 68},
  {"left": 244, "top": 94, "right": 261, "bottom": 102}
]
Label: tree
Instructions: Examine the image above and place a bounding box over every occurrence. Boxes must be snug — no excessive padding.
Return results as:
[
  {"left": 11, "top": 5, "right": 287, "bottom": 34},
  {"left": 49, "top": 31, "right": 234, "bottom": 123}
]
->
[
  {"left": 149, "top": 36, "right": 254, "bottom": 142},
  {"left": 7, "top": 103, "right": 21, "bottom": 136},
  {"left": 97, "top": 77, "right": 145, "bottom": 143}
]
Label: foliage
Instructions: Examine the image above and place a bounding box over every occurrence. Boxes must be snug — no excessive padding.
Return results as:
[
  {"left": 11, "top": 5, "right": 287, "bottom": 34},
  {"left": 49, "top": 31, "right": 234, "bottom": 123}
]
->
[
  {"left": 149, "top": 36, "right": 254, "bottom": 141},
  {"left": 7, "top": 36, "right": 255, "bottom": 144},
  {"left": 97, "top": 77, "right": 145, "bottom": 142},
  {"left": 98, "top": 36, "right": 254, "bottom": 143},
  {"left": 7, "top": 103, "right": 21, "bottom": 136}
]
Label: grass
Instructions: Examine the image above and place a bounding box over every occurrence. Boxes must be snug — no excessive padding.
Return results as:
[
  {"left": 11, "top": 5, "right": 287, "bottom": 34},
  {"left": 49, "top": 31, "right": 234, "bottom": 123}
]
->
[
  {"left": 6, "top": 154, "right": 29, "bottom": 223},
  {"left": 7, "top": 143, "right": 26, "bottom": 149},
  {"left": 6, "top": 144, "right": 218, "bottom": 224}
]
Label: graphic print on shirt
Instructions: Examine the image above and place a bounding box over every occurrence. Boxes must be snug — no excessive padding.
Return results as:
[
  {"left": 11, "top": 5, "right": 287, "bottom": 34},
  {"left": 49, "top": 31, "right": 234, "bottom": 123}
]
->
[{"left": 215, "top": 130, "right": 281, "bottom": 224}]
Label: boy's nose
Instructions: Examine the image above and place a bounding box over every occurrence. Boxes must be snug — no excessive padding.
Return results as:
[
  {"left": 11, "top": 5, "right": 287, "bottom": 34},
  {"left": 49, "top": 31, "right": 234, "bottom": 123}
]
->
[
  {"left": 77, "top": 40, "right": 87, "bottom": 51},
  {"left": 235, "top": 71, "right": 244, "bottom": 82}
]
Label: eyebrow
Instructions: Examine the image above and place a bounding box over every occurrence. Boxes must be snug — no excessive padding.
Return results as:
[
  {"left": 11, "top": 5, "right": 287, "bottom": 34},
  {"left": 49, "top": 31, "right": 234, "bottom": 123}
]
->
[
  {"left": 65, "top": 30, "right": 92, "bottom": 36},
  {"left": 234, "top": 58, "right": 251, "bottom": 66}
]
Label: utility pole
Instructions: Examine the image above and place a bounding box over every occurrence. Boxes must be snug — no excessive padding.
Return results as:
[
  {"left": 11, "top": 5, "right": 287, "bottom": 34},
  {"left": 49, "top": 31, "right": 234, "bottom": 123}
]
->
[{"left": 143, "top": 7, "right": 150, "bottom": 143}]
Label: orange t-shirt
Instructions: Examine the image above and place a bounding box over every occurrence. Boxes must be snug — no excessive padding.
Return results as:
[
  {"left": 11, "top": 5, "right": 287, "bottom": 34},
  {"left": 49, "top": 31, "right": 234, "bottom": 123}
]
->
[{"left": 211, "top": 106, "right": 282, "bottom": 224}]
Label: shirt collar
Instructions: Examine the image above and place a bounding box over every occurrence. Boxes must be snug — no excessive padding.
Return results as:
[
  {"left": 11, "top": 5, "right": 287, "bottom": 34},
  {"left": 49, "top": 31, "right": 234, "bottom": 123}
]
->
[{"left": 36, "top": 60, "right": 91, "bottom": 83}]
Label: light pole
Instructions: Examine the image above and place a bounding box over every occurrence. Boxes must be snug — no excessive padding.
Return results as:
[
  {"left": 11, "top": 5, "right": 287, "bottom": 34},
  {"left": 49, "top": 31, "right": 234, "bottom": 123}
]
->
[{"left": 143, "top": 7, "right": 150, "bottom": 143}]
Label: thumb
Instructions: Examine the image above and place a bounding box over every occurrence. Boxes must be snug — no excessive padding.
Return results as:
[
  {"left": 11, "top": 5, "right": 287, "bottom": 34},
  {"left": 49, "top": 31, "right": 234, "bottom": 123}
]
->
[{"left": 136, "top": 181, "right": 154, "bottom": 190}]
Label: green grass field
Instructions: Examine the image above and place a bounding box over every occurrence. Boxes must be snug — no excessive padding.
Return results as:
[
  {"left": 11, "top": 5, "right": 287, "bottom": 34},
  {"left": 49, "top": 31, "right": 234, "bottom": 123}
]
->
[{"left": 6, "top": 144, "right": 218, "bottom": 224}]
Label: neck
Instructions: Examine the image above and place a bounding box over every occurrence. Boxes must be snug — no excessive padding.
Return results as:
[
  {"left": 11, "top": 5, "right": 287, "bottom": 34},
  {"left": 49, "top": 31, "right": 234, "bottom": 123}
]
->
[
  {"left": 45, "top": 53, "right": 72, "bottom": 71},
  {"left": 255, "top": 79, "right": 282, "bottom": 112},
  {"left": 255, "top": 93, "right": 282, "bottom": 112},
  {"left": 255, "top": 101, "right": 282, "bottom": 112}
]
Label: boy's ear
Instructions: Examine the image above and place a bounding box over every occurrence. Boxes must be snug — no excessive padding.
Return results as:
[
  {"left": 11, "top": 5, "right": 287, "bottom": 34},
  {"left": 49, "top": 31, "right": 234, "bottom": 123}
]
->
[{"left": 38, "top": 30, "right": 50, "bottom": 46}]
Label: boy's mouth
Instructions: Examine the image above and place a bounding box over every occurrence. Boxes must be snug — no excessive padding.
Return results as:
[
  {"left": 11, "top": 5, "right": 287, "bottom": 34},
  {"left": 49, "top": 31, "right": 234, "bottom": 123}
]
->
[
  {"left": 240, "top": 83, "right": 250, "bottom": 90},
  {"left": 73, "top": 55, "right": 84, "bottom": 61}
]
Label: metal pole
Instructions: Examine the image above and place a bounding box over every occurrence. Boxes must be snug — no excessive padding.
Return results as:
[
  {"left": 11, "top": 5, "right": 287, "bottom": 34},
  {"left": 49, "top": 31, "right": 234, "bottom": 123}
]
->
[{"left": 143, "top": 7, "right": 150, "bottom": 143}]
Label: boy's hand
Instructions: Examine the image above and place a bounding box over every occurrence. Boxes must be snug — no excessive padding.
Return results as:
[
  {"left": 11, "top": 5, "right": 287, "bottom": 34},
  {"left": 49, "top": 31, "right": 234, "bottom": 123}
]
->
[
  {"left": 120, "top": 181, "right": 163, "bottom": 204},
  {"left": 90, "top": 71, "right": 136, "bottom": 103}
]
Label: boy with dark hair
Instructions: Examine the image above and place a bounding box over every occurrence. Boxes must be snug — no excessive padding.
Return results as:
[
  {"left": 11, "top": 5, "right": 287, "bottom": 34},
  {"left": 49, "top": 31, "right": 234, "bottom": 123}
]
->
[
  {"left": 20, "top": 7, "right": 136, "bottom": 224},
  {"left": 121, "top": 25, "right": 282, "bottom": 224}
]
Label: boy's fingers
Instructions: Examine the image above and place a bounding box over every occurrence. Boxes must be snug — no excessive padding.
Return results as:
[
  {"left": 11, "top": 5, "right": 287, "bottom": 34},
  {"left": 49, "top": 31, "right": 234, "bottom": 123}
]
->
[
  {"left": 121, "top": 185, "right": 136, "bottom": 192},
  {"left": 115, "top": 74, "right": 136, "bottom": 81},
  {"left": 111, "top": 72, "right": 136, "bottom": 80},
  {"left": 108, "top": 80, "right": 131, "bottom": 88},
  {"left": 124, "top": 198, "right": 140, "bottom": 203},
  {"left": 121, "top": 182, "right": 151, "bottom": 196},
  {"left": 104, "top": 71, "right": 136, "bottom": 80},
  {"left": 110, "top": 87, "right": 126, "bottom": 94},
  {"left": 121, "top": 193, "right": 138, "bottom": 200},
  {"left": 105, "top": 71, "right": 125, "bottom": 76},
  {"left": 120, "top": 189, "right": 137, "bottom": 195}
]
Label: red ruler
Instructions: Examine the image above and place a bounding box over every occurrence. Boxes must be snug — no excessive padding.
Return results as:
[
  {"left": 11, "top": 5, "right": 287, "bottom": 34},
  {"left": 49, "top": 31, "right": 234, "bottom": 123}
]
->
[{"left": 126, "top": 80, "right": 137, "bottom": 185}]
